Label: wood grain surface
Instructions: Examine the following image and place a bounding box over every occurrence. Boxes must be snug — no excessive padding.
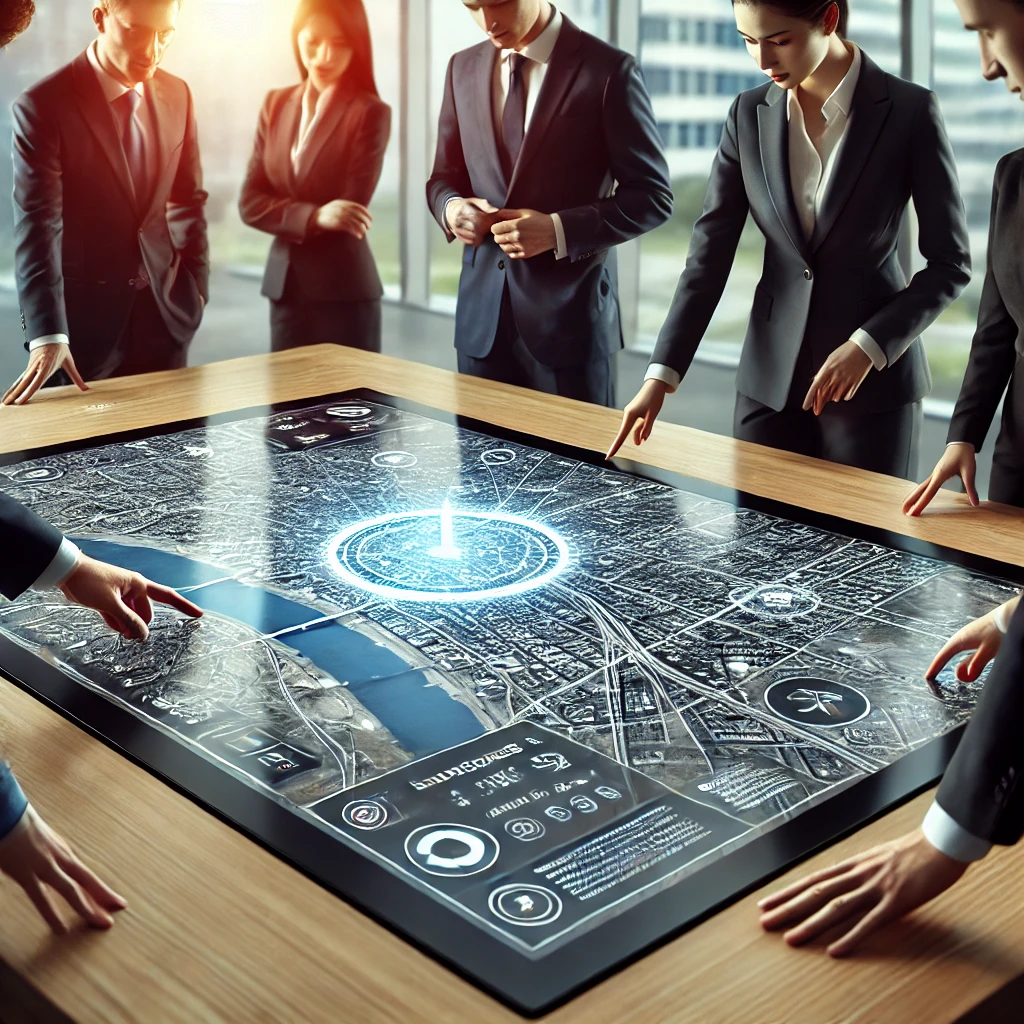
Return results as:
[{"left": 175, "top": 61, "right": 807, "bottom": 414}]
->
[{"left": 1, "top": 346, "right": 1022, "bottom": 1024}]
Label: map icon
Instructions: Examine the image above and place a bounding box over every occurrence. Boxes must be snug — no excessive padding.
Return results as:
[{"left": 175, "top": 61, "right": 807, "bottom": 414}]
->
[{"left": 764, "top": 678, "right": 871, "bottom": 728}]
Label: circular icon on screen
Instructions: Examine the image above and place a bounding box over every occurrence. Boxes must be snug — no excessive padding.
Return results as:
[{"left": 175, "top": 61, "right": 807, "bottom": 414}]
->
[
  {"left": 764, "top": 678, "right": 871, "bottom": 728},
  {"left": 488, "top": 884, "right": 563, "bottom": 927},
  {"left": 326, "top": 404, "right": 373, "bottom": 420},
  {"left": 371, "top": 450, "right": 418, "bottom": 469},
  {"left": 504, "top": 817, "right": 546, "bottom": 842},
  {"left": 341, "top": 799, "right": 389, "bottom": 831},
  {"left": 404, "top": 824, "right": 500, "bottom": 877}
]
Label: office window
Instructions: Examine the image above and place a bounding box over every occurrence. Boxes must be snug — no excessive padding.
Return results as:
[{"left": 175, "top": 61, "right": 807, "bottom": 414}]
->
[
  {"left": 641, "top": 15, "right": 671, "bottom": 42},
  {"left": 925, "top": 8, "right": 1024, "bottom": 401},
  {"left": 695, "top": 19, "right": 708, "bottom": 44},
  {"left": 678, "top": 18, "right": 691, "bottom": 43},
  {"left": 637, "top": 0, "right": 767, "bottom": 349},
  {"left": 845, "top": 0, "right": 901, "bottom": 75},
  {"left": 645, "top": 66, "right": 674, "bottom": 95}
]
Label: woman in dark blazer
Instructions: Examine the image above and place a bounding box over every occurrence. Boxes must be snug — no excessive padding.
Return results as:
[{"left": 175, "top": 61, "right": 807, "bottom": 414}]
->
[
  {"left": 905, "top": 148, "right": 1024, "bottom": 513},
  {"left": 607, "top": 0, "right": 970, "bottom": 478},
  {"left": 240, "top": 0, "right": 391, "bottom": 353}
]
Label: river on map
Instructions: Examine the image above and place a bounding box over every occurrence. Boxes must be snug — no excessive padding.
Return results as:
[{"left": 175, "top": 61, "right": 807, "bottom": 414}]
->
[{"left": 76, "top": 539, "right": 485, "bottom": 757}]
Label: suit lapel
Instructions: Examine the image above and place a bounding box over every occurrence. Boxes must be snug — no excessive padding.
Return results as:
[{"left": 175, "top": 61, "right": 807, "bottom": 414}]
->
[
  {"left": 464, "top": 44, "right": 507, "bottom": 196},
  {"left": 758, "top": 86, "right": 806, "bottom": 259},
  {"left": 295, "top": 86, "right": 351, "bottom": 186},
  {"left": 810, "top": 54, "right": 892, "bottom": 252},
  {"left": 71, "top": 51, "right": 138, "bottom": 214},
  {"left": 506, "top": 17, "right": 584, "bottom": 199},
  {"left": 271, "top": 86, "right": 303, "bottom": 196},
  {"left": 140, "top": 71, "right": 175, "bottom": 219}
]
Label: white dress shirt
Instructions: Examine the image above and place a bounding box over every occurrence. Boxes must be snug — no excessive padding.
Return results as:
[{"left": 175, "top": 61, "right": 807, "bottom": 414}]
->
[
  {"left": 646, "top": 45, "right": 886, "bottom": 391},
  {"left": 28, "top": 41, "right": 154, "bottom": 354},
  {"left": 445, "top": 4, "right": 568, "bottom": 260}
]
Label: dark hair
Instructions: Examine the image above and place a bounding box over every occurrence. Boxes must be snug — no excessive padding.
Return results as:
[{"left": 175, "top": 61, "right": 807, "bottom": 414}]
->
[
  {"left": 0, "top": 0, "right": 34, "bottom": 47},
  {"left": 732, "top": 0, "right": 848, "bottom": 37},
  {"left": 291, "top": 0, "right": 379, "bottom": 97}
]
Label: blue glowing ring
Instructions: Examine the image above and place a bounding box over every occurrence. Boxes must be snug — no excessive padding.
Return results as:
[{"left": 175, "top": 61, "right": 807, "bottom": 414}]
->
[{"left": 326, "top": 509, "right": 571, "bottom": 602}]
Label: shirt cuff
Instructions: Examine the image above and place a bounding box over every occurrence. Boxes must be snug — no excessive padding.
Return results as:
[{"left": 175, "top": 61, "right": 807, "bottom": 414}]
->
[
  {"left": 28, "top": 334, "right": 70, "bottom": 352},
  {"left": 31, "top": 537, "right": 81, "bottom": 591},
  {"left": 947, "top": 441, "right": 976, "bottom": 452},
  {"left": 552, "top": 212, "right": 568, "bottom": 261},
  {"left": 0, "top": 763, "right": 28, "bottom": 842},
  {"left": 851, "top": 329, "right": 886, "bottom": 370},
  {"left": 921, "top": 800, "right": 992, "bottom": 863},
  {"left": 645, "top": 363, "right": 682, "bottom": 391}
]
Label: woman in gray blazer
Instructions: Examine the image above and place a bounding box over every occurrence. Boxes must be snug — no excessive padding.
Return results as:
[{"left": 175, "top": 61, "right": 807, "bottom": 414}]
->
[{"left": 608, "top": 0, "right": 970, "bottom": 477}]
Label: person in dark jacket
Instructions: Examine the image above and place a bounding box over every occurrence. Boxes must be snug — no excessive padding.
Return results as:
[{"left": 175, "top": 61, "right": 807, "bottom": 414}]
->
[
  {"left": 240, "top": 0, "right": 391, "bottom": 353},
  {"left": 608, "top": 0, "right": 970, "bottom": 478}
]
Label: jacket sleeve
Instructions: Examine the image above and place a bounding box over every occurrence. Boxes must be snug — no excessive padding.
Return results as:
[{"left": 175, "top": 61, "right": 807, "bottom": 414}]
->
[
  {"left": 342, "top": 101, "right": 391, "bottom": 208},
  {"left": 166, "top": 82, "right": 210, "bottom": 302},
  {"left": 12, "top": 88, "right": 68, "bottom": 342},
  {"left": 556, "top": 55, "right": 673, "bottom": 261},
  {"left": 0, "top": 762, "right": 28, "bottom": 843},
  {"left": 936, "top": 600, "right": 1024, "bottom": 846},
  {"left": 946, "top": 156, "right": 1019, "bottom": 451},
  {"left": 860, "top": 90, "right": 971, "bottom": 366},
  {"left": 426, "top": 55, "right": 473, "bottom": 242},
  {"left": 239, "top": 92, "right": 319, "bottom": 245},
  {"left": 0, "top": 492, "right": 64, "bottom": 601},
  {"left": 648, "top": 96, "right": 749, "bottom": 378}
]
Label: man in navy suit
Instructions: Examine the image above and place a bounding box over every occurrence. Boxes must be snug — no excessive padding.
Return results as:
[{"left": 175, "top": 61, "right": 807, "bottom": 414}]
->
[{"left": 427, "top": 0, "right": 673, "bottom": 407}]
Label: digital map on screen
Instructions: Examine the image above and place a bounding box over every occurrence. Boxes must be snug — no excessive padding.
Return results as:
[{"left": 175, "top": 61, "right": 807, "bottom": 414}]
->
[{"left": 0, "top": 394, "right": 1015, "bottom": 976}]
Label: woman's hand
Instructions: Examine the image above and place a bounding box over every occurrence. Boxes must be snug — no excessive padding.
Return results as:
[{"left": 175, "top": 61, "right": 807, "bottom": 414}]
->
[
  {"left": 315, "top": 200, "right": 373, "bottom": 239},
  {"left": 903, "top": 443, "right": 979, "bottom": 516},
  {"left": 925, "top": 596, "right": 1019, "bottom": 683},
  {"left": 2, "top": 343, "right": 88, "bottom": 406},
  {"left": 802, "top": 341, "right": 873, "bottom": 416},
  {"left": 606, "top": 379, "right": 671, "bottom": 459},
  {"left": 0, "top": 806, "right": 127, "bottom": 933}
]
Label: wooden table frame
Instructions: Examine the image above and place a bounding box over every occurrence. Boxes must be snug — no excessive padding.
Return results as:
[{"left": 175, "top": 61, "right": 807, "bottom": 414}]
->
[{"left": 1, "top": 346, "right": 1023, "bottom": 1024}]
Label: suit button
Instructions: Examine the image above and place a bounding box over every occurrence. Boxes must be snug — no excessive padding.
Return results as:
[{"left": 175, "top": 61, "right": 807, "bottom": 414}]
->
[
  {"left": 498, "top": 260, "right": 505, "bottom": 270},
  {"left": 803, "top": 269, "right": 812, "bottom": 281},
  {"left": 128, "top": 278, "right": 136, "bottom": 286}
]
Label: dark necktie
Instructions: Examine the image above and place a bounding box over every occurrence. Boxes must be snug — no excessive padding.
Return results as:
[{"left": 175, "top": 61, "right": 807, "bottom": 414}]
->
[
  {"left": 115, "top": 88, "right": 146, "bottom": 203},
  {"left": 501, "top": 52, "right": 527, "bottom": 178}
]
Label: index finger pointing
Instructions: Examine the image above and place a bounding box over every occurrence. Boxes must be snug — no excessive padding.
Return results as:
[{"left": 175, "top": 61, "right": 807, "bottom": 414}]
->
[
  {"left": 606, "top": 417, "right": 635, "bottom": 460},
  {"left": 147, "top": 583, "right": 204, "bottom": 618}
]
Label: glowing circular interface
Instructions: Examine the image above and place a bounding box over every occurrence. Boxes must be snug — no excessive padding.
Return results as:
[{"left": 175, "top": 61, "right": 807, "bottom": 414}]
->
[
  {"left": 10, "top": 466, "right": 64, "bottom": 483},
  {"left": 327, "top": 508, "right": 570, "bottom": 602},
  {"left": 730, "top": 583, "right": 819, "bottom": 619}
]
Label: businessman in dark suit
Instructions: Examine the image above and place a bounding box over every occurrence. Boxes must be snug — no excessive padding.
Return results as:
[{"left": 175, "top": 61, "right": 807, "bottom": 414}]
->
[
  {"left": 427, "top": 0, "right": 673, "bottom": 407},
  {"left": 0, "top": 491, "right": 202, "bottom": 930},
  {"left": 2, "top": 0, "right": 209, "bottom": 406}
]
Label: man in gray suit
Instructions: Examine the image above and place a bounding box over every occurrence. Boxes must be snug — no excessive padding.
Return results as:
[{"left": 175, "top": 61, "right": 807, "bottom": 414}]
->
[{"left": 2, "top": 0, "right": 208, "bottom": 406}]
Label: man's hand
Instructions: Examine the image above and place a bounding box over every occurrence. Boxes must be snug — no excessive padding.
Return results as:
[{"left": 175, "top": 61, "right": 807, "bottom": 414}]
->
[
  {"left": 315, "top": 199, "right": 373, "bottom": 240},
  {"left": 606, "top": 379, "right": 671, "bottom": 459},
  {"left": 2, "top": 343, "right": 88, "bottom": 406},
  {"left": 925, "top": 596, "right": 1018, "bottom": 683},
  {"left": 491, "top": 208, "right": 556, "bottom": 259},
  {"left": 0, "top": 805, "right": 127, "bottom": 934},
  {"left": 758, "top": 829, "right": 967, "bottom": 956},
  {"left": 59, "top": 555, "right": 203, "bottom": 641},
  {"left": 903, "top": 443, "right": 978, "bottom": 516},
  {"left": 446, "top": 197, "right": 500, "bottom": 247},
  {"left": 802, "top": 341, "right": 873, "bottom": 416}
]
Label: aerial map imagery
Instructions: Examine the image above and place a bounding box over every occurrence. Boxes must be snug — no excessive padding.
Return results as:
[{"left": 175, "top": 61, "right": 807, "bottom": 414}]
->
[{"left": 0, "top": 391, "right": 1016, "bottom": 1010}]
